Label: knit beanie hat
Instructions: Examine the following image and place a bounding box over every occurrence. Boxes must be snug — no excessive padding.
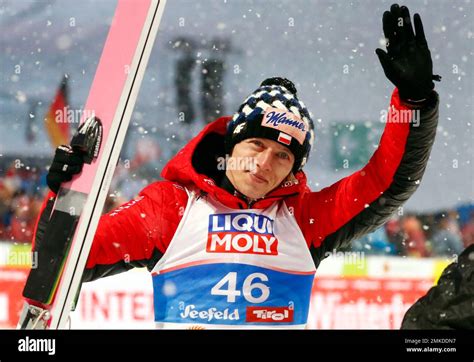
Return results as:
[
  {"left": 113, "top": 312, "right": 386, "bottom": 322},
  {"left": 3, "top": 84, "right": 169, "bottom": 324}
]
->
[{"left": 225, "top": 77, "right": 314, "bottom": 172}]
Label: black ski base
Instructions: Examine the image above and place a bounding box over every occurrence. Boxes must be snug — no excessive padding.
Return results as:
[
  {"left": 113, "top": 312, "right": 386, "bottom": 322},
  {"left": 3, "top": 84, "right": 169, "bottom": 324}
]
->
[{"left": 23, "top": 189, "right": 86, "bottom": 304}]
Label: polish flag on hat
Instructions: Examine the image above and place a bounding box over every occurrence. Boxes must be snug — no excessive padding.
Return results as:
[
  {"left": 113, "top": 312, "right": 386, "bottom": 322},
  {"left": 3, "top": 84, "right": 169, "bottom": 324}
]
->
[{"left": 277, "top": 132, "right": 292, "bottom": 145}]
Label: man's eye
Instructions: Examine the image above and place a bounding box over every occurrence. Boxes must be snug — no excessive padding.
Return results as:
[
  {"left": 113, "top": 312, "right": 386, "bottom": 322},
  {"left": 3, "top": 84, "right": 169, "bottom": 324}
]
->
[
  {"left": 278, "top": 152, "right": 289, "bottom": 160},
  {"left": 251, "top": 140, "right": 263, "bottom": 147}
]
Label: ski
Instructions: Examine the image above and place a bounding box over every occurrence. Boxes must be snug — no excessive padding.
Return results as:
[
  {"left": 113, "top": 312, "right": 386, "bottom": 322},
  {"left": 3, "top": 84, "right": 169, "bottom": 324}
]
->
[{"left": 17, "top": 0, "right": 166, "bottom": 329}]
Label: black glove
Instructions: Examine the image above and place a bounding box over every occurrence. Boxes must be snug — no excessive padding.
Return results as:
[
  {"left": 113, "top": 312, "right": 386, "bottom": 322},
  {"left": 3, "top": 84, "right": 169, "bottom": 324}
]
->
[
  {"left": 46, "top": 145, "right": 85, "bottom": 193},
  {"left": 376, "top": 4, "right": 441, "bottom": 102}
]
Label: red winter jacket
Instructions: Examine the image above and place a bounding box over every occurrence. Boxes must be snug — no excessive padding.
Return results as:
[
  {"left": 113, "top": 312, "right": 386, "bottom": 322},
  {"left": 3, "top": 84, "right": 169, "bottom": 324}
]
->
[{"left": 36, "top": 89, "right": 439, "bottom": 282}]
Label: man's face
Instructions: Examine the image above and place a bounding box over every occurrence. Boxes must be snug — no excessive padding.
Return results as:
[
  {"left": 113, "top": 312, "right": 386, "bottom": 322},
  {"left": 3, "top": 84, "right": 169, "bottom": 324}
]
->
[{"left": 226, "top": 138, "right": 295, "bottom": 200}]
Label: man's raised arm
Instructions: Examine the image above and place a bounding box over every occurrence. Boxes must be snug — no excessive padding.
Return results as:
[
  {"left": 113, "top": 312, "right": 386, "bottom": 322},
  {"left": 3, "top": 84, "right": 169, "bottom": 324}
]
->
[{"left": 299, "top": 4, "right": 440, "bottom": 265}]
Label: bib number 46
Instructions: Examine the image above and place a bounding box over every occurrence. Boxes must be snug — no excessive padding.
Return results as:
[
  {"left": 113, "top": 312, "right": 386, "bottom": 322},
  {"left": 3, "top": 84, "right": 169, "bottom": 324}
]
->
[{"left": 211, "top": 272, "right": 270, "bottom": 303}]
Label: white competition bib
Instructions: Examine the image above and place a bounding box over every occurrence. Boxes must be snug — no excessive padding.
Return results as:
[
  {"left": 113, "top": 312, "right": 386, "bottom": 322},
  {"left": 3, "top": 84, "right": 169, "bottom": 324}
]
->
[{"left": 151, "top": 187, "right": 316, "bottom": 329}]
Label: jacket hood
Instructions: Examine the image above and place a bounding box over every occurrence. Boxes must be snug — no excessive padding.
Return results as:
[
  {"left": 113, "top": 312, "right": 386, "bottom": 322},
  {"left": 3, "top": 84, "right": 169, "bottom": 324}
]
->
[{"left": 161, "top": 116, "right": 310, "bottom": 209}]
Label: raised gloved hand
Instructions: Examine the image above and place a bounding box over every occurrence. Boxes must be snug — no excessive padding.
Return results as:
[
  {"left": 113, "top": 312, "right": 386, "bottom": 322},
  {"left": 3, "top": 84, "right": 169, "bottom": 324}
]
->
[
  {"left": 46, "top": 145, "right": 84, "bottom": 193},
  {"left": 376, "top": 4, "right": 441, "bottom": 103},
  {"left": 46, "top": 116, "right": 102, "bottom": 194}
]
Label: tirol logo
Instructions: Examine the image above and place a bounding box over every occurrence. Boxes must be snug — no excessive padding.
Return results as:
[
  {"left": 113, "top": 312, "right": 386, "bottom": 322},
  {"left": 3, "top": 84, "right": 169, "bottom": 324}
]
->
[
  {"left": 262, "top": 107, "right": 306, "bottom": 145},
  {"left": 207, "top": 213, "right": 278, "bottom": 255},
  {"left": 246, "top": 306, "right": 294, "bottom": 323}
]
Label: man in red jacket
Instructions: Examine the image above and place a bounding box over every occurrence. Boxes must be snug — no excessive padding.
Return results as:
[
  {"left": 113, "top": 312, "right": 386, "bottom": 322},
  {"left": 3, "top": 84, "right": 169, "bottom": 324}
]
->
[{"left": 39, "top": 4, "right": 440, "bottom": 328}]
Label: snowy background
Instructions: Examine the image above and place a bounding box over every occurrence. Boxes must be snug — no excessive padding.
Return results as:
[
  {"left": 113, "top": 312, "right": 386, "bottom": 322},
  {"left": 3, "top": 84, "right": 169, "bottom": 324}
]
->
[{"left": 0, "top": 0, "right": 472, "bottom": 212}]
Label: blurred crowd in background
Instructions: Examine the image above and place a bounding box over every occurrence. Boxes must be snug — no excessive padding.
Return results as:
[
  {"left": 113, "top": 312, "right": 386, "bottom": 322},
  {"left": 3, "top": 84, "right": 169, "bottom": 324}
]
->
[
  {"left": 0, "top": 162, "right": 127, "bottom": 244},
  {"left": 1, "top": 160, "right": 473, "bottom": 258}
]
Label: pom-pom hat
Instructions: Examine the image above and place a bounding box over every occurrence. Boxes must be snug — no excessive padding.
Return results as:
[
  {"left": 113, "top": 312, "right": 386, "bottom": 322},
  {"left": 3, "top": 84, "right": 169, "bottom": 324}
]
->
[{"left": 225, "top": 77, "right": 314, "bottom": 172}]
